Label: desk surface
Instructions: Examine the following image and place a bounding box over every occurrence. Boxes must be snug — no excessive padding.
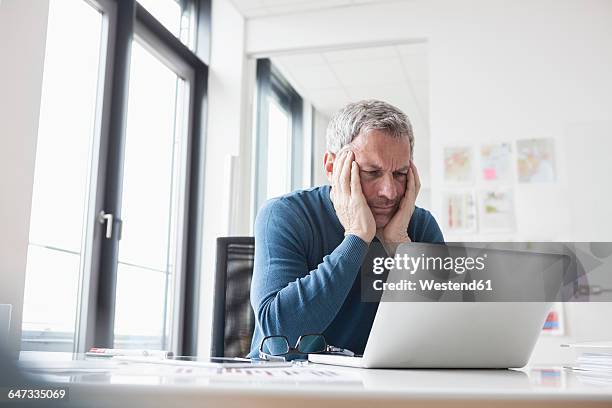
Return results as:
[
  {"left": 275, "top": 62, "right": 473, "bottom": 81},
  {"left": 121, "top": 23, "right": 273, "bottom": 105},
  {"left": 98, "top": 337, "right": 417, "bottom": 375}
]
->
[{"left": 16, "top": 352, "right": 612, "bottom": 408}]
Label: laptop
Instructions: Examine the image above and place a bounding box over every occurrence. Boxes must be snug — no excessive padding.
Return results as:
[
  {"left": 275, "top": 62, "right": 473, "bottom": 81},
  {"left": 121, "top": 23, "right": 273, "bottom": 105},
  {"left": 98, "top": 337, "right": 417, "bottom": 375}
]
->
[{"left": 308, "top": 244, "right": 568, "bottom": 369}]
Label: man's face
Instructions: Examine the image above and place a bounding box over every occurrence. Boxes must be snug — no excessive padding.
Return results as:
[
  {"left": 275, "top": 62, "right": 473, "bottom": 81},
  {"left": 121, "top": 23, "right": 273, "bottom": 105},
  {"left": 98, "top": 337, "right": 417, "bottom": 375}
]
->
[{"left": 327, "top": 129, "right": 412, "bottom": 228}]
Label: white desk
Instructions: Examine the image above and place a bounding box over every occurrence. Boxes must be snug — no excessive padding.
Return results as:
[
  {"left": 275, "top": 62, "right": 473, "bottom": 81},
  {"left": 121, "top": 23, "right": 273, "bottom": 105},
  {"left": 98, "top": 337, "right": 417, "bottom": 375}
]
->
[{"left": 16, "top": 352, "right": 612, "bottom": 408}]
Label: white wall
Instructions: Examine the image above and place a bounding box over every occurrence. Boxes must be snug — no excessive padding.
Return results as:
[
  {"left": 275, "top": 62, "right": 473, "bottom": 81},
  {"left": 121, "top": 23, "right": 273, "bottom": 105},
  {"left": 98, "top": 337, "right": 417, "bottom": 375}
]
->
[
  {"left": 197, "top": 0, "right": 250, "bottom": 357},
  {"left": 311, "top": 109, "right": 330, "bottom": 186},
  {"left": 426, "top": 1, "right": 612, "bottom": 364},
  {"left": 0, "top": 0, "right": 49, "bottom": 357},
  {"left": 243, "top": 0, "right": 612, "bottom": 364}
]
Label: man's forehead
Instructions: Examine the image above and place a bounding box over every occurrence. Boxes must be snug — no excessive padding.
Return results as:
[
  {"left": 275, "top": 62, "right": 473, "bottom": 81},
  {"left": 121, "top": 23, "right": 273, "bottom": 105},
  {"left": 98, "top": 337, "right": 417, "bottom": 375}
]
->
[
  {"left": 351, "top": 137, "right": 411, "bottom": 169},
  {"left": 357, "top": 160, "right": 410, "bottom": 171},
  {"left": 354, "top": 151, "right": 411, "bottom": 170}
]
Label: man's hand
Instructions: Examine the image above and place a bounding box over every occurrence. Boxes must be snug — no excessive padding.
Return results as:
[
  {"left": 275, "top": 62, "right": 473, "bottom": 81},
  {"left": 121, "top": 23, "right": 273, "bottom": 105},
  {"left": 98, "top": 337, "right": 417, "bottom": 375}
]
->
[
  {"left": 380, "top": 161, "right": 420, "bottom": 244},
  {"left": 330, "top": 150, "right": 376, "bottom": 244}
]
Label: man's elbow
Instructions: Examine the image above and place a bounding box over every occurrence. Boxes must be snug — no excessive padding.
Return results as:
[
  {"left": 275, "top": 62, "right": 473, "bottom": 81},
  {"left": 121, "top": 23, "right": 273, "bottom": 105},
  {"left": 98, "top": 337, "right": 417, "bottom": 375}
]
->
[{"left": 254, "top": 297, "right": 282, "bottom": 336}]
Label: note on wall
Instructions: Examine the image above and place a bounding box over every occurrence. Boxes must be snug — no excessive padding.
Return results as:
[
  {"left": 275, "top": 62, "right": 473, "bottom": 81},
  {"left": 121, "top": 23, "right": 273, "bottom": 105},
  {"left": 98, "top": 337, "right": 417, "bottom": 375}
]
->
[
  {"left": 478, "top": 189, "right": 515, "bottom": 232},
  {"left": 444, "top": 146, "right": 474, "bottom": 183},
  {"left": 480, "top": 142, "right": 512, "bottom": 182},
  {"left": 516, "top": 138, "right": 556, "bottom": 183},
  {"left": 442, "top": 191, "right": 477, "bottom": 233}
]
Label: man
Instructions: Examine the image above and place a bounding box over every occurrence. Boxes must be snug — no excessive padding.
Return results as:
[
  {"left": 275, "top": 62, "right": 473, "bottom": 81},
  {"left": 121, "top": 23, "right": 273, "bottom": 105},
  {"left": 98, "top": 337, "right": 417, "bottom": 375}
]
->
[{"left": 247, "top": 100, "right": 444, "bottom": 358}]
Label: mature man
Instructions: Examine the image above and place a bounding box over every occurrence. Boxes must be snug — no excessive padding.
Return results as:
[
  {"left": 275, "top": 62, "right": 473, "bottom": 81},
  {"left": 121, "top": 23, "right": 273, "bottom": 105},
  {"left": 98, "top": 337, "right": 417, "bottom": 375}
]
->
[{"left": 247, "top": 100, "right": 444, "bottom": 358}]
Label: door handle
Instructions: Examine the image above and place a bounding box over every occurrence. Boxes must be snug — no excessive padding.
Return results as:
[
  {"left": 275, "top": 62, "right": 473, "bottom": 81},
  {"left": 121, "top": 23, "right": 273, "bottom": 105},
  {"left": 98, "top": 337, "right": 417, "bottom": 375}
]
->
[{"left": 98, "top": 211, "right": 114, "bottom": 239}]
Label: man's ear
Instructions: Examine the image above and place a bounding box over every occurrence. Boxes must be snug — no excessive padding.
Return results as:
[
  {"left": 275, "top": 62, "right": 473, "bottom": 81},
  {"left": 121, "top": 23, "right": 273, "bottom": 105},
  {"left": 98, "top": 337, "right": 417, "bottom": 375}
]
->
[{"left": 323, "top": 151, "right": 335, "bottom": 179}]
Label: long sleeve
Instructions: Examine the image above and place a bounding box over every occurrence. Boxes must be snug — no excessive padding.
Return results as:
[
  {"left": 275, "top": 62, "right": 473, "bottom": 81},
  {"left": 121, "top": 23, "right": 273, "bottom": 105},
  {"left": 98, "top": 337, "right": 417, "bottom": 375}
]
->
[{"left": 250, "top": 198, "right": 369, "bottom": 348}]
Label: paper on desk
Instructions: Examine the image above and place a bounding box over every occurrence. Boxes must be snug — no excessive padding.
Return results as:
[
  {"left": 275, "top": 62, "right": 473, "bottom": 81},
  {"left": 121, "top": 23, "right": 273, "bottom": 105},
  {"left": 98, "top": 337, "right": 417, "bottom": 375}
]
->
[
  {"left": 112, "top": 362, "right": 363, "bottom": 384},
  {"left": 187, "top": 366, "right": 363, "bottom": 385},
  {"left": 561, "top": 341, "right": 612, "bottom": 351},
  {"left": 19, "top": 358, "right": 126, "bottom": 374},
  {"left": 112, "top": 355, "right": 292, "bottom": 368}
]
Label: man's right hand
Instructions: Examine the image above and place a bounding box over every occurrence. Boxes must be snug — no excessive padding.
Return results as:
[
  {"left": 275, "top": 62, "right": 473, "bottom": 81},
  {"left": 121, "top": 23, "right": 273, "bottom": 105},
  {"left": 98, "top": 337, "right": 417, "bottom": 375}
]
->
[{"left": 330, "top": 150, "right": 376, "bottom": 244}]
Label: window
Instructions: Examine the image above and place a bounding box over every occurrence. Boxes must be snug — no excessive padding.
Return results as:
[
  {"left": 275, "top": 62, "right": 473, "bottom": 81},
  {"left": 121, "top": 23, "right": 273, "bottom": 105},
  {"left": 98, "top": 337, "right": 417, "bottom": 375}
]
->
[
  {"left": 253, "top": 59, "right": 303, "bottom": 214},
  {"left": 138, "top": 0, "right": 196, "bottom": 49},
  {"left": 113, "top": 39, "right": 192, "bottom": 350},
  {"left": 265, "top": 99, "right": 292, "bottom": 198},
  {"left": 21, "top": 0, "right": 210, "bottom": 356},
  {"left": 21, "top": 0, "right": 104, "bottom": 352}
]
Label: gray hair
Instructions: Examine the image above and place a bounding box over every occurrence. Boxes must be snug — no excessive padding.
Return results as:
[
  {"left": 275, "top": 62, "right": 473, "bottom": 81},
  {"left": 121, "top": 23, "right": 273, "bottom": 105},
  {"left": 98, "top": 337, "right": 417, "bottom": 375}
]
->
[{"left": 326, "top": 99, "right": 414, "bottom": 157}]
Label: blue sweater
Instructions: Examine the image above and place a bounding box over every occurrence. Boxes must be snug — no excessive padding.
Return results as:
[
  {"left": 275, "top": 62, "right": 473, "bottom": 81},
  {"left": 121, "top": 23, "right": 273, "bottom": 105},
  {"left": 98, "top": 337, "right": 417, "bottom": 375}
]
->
[{"left": 247, "top": 185, "right": 444, "bottom": 358}]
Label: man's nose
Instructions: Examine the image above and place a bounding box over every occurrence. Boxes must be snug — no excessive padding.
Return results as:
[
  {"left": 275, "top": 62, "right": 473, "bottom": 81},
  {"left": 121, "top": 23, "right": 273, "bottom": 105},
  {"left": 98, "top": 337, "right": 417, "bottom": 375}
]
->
[{"left": 377, "top": 174, "right": 398, "bottom": 201}]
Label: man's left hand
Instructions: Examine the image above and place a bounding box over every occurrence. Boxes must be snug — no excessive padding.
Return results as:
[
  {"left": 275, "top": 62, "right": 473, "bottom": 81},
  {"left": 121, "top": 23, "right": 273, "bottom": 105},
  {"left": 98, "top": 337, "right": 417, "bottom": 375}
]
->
[{"left": 380, "top": 161, "right": 420, "bottom": 244}]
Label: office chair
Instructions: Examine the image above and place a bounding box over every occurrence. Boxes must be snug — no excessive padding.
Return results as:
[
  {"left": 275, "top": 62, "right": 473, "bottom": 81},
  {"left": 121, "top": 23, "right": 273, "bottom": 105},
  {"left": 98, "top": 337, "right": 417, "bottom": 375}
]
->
[{"left": 211, "top": 237, "right": 256, "bottom": 358}]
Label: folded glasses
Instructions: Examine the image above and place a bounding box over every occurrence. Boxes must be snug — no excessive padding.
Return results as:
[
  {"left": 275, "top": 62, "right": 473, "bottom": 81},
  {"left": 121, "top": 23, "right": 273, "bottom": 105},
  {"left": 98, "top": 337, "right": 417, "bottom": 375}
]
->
[{"left": 258, "top": 333, "right": 354, "bottom": 361}]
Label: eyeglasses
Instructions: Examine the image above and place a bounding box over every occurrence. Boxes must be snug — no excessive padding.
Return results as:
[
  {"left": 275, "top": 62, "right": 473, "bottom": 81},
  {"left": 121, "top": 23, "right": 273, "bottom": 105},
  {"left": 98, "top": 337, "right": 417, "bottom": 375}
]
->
[{"left": 258, "top": 333, "right": 354, "bottom": 361}]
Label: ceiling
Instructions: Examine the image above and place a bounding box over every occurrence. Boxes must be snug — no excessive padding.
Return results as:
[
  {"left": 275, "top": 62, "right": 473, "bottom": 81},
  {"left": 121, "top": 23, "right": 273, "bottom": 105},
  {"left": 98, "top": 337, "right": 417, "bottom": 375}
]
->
[
  {"left": 229, "top": 0, "right": 411, "bottom": 19},
  {"left": 230, "top": 0, "right": 431, "bottom": 183},
  {"left": 271, "top": 42, "right": 428, "bottom": 129}
]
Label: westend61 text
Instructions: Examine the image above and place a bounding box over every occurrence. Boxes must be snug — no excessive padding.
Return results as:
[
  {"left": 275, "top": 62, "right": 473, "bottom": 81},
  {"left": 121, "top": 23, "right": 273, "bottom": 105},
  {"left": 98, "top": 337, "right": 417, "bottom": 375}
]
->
[{"left": 373, "top": 279, "right": 493, "bottom": 292}]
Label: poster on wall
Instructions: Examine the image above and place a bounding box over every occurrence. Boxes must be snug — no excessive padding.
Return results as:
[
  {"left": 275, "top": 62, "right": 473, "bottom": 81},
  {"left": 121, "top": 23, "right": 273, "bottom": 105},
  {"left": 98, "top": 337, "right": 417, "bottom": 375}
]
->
[
  {"left": 480, "top": 142, "right": 512, "bottom": 182},
  {"left": 516, "top": 138, "right": 556, "bottom": 183},
  {"left": 442, "top": 191, "right": 477, "bottom": 233},
  {"left": 444, "top": 146, "right": 474, "bottom": 183},
  {"left": 542, "top": 302, "right": 565, "bottom": 336},
  {"left": 477, "top": 189, "right": 516, "bottom": 232}
]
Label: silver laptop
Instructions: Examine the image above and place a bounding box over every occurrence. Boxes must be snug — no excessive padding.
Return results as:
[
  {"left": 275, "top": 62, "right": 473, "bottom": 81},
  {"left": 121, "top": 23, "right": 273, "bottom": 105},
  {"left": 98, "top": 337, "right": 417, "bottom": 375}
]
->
[{"left": 309, "top": 244, "right": 567, "bottom": 369}]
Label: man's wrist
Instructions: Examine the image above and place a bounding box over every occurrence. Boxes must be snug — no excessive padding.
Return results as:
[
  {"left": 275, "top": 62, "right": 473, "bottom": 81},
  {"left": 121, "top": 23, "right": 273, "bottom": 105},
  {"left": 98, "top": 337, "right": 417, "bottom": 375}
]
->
[
  {"left": 344, "top": 231, "right": 374, "bottom": 244},
  {"left": 336, "top": 233, "right": 371, "bottom": 263}
]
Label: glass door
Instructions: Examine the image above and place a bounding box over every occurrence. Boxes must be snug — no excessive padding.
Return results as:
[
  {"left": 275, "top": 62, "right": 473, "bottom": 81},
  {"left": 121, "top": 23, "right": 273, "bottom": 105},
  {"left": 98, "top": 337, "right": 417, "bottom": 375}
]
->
[
  {"left": 110, "top": 38, "right": 194, "bottom": 351},
  {"left": 88, "top": 1, "right": 205, "bottom": 355}
]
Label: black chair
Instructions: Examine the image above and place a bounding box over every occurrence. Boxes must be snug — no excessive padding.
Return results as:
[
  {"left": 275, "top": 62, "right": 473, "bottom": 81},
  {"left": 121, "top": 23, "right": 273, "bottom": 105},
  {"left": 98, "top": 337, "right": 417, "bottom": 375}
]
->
[{"left": 211, "top": 237, "right": 256, "bottom": 358}]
